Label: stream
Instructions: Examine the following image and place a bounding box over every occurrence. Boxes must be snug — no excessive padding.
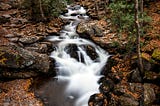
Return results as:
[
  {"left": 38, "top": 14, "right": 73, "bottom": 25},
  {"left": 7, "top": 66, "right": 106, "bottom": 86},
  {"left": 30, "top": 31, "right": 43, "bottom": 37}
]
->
[{"left": 33, "top": 5, "right": 109, "bottom": 106}]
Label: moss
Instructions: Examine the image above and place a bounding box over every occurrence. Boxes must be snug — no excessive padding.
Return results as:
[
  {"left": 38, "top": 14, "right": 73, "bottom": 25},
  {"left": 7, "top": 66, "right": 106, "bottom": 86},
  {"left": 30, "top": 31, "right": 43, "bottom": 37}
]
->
[{"left": 152, "top": 49, "right": 160, "bottom": 61}]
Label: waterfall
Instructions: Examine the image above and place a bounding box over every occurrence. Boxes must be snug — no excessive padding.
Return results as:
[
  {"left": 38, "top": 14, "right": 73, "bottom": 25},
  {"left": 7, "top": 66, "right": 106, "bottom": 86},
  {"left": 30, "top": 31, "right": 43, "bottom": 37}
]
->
[{"left": 49, "top": 5, "right": 109, "bottom": 106}]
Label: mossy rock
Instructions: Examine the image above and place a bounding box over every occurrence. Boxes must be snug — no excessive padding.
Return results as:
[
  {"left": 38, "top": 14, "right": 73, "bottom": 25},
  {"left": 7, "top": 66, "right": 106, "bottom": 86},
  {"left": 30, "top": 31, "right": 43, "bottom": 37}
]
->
[{"left": 152, "top": 49, "right": 160, "bottom": 61}]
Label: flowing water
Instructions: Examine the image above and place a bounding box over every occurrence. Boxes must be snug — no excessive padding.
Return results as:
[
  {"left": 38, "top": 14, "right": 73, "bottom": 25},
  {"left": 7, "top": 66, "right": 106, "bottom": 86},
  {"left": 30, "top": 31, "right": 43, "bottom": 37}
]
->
[{"left": 34, "top": 5, "right": 109, "bottom": 106}]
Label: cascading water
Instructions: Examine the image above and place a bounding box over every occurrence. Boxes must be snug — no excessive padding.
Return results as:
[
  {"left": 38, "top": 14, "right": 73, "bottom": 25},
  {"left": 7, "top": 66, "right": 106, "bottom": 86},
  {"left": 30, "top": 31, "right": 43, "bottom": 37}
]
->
[{"left": 48, "top": 5, "right": 110, "bottom": 106}]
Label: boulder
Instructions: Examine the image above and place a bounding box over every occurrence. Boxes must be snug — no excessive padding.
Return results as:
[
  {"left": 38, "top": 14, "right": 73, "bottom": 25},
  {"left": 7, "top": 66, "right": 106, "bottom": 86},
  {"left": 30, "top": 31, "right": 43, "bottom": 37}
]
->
[
  {"left": 110, "top": 83, "right": 143, "bottom": 106},
  {"left": 144, "top": 84, "right": 156, "bottom": 105},
  {"left": 110, "top": 82, "right": 156, "bottom": 106},
  {"left": 77, "top": 21, "right": 103, "bottom": 38},
  {"left": 63, "top": 44, "right": 99, "bottom": 63},
  {"left": 0, "top": 43, "right": 52, "bottom": 78},
  {"left": 99, "top": 78, "right": 114, "bottom": 95},
  {"left": 88, "top": 93, "right": 108, "bottom": 106}
]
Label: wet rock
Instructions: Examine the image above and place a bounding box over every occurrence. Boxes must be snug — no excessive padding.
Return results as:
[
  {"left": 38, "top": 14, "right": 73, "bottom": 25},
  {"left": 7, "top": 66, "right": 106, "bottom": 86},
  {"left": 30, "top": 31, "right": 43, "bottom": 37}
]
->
[
  {"left": 64, "top": 44, "right": 98, "bottom": 62},
  {"left": 64, "top": 44, "right": 79, "bottom": 60},
  {"left": 41, "top": 42, "right": 53, "bottom": 52},
  {"left": 99, "top": 78, "right": 114, "bottom": 95},
  {"left": 19, "top": 36, "right": 42, "bottom": 44},
  {"left": 102, "top": 56, "right": 117, "bottom": 75},
  {"left": 85, "top": 45, "right": 99, "bottom": 61}
]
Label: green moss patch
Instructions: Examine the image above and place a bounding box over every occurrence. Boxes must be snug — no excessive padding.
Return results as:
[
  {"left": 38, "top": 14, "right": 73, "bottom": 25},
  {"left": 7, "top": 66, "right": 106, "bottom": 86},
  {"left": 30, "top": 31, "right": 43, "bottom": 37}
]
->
[{"left": 152, "top": 49, "right": 160, "bottom": 61}]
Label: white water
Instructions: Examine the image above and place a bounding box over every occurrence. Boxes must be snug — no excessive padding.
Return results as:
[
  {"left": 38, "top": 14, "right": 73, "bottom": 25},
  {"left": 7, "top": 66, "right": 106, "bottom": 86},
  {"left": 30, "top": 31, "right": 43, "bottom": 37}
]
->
[{"left": 49, "top": 5, "right": 109, "bottom": 106}]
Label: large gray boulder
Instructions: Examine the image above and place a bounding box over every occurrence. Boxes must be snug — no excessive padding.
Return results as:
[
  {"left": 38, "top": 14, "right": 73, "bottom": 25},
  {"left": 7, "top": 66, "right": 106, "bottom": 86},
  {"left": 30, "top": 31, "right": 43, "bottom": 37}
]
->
[
  {"left": 0, "top": 43, "right": 53, "bottom": 78},
  {"left": 77, "top": 21, "right": 104, "bottom": 38}
]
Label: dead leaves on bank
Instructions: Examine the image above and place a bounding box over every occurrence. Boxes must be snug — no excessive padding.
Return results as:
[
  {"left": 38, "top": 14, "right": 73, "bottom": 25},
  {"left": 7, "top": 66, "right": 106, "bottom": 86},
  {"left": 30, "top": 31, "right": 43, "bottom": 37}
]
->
[{"left": 0, "top": 79, "right": 43, "bottom": 106}]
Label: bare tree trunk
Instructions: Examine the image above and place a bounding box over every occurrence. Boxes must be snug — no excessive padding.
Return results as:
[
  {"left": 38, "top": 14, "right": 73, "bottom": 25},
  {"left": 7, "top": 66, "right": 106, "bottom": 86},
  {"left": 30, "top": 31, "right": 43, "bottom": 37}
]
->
[
  {"left": 140, "top": 0, "right": 144, "bottom": 38},
  {"left": 140, "top": 0, "right": 143, "bottom": 24},
  {"left": 39, "top": 0, "right": 45, "bottom": 20},
  {"left": 135, "top": 0, "right": 144, "bottom": 77},
  {"left": 135, "top": 0, "right": 144, "bottom": 105}
]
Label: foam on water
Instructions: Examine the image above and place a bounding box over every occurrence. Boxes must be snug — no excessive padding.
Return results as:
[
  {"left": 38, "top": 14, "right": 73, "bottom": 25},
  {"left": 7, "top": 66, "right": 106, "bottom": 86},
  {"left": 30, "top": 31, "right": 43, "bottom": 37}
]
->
[{"left": 49, "top": 5, "right": 109, "bottom": 106}]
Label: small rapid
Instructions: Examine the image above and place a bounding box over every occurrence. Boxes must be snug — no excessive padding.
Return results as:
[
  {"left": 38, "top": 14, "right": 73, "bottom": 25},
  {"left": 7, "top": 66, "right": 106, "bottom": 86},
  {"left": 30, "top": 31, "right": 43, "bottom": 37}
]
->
[{"left": 49, "top": 5, "right": 109, "bottom": 106}]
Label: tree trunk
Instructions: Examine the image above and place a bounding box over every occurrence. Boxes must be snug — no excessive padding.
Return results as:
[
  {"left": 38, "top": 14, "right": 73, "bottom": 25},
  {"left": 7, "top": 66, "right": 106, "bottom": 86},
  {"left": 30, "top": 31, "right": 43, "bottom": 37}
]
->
[
  {"left": 135, "top": 0, "right": 144, "bottom": 77},
  {"left": 39, "top": 0, "right": 46, "bottom": 21},
  {"left": 140, "top": 0, "right": 144, "bottom": 38},
  {"left": 135, "top": 0, "right": 144, "bottom": 105},
  {"left": 140, "top": 0, "right": 144, "bottom": 24}
]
